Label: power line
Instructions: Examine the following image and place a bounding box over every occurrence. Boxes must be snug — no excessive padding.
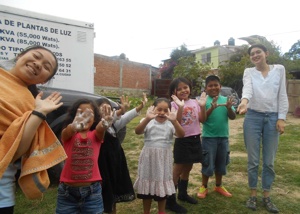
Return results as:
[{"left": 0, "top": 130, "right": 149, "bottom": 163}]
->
[
  {"left": 266, "top": 30, "right": 300, "bottom": 37},
  {"left": 152, "top": 30, "right": 300, "bottom": 51}
]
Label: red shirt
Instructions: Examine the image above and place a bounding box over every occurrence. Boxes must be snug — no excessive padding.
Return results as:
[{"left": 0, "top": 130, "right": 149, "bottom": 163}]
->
[{"left": 60, "top": 130, "right": 103, "bottom": 183}]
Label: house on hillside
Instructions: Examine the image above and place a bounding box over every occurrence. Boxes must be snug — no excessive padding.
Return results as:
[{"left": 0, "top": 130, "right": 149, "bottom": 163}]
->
[
  {"left": 191, "top": 38, "right": 242, "bottom": 72},
  {"left": 153, "top": 38, "right": 246, "bottom": 97}
]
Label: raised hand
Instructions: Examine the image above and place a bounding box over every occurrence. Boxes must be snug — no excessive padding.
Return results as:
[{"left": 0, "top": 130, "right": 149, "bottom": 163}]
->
[
  {"left": 101, "top": 104, "right": 114, "bottom": 127},
  {"left": 119, "top": 95, "right": 131, "bottom": 114},
  {"left": 171, "top": 95, "right": 184, "bottom": 108},
  {"left": 214, "top": 96, "right": 235, "bottom": 108},
  {"left": 225, "top": 95, "right": 234, "bottom": 109},
  {"left": 145, "top": 106, "right": 157, "bottom": 120},
  {"left": 196, "top": 92, "right": 207, "bottom": 107},
  {"left": 166, "top": 107, "right": 177, "bottom": 122},
  {"left": 34, "top": 91, "right": 63, "bottom": 115},
  {"left": 71, "top": 108, "right": 94, "bottom": 131},
  {"left": 141, "top": 92, "right": 148, "bottom": 107},
  {"left": 135, "top": 92, "right": 149, "bottom": 113},
  {"left": 210, "top": 96, "right": 219, "bottom": 109}
]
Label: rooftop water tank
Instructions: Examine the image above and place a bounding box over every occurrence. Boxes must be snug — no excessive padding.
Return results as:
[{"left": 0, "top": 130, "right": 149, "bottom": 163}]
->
[
  {"left": 214, "top": 40, "right": 220, "bottom": 46},
  {"left": 228, "top": 37, "right": 235, "bottom": 46}
]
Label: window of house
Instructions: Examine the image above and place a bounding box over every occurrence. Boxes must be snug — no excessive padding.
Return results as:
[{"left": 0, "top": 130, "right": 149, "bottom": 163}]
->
[{"left": 201, "top": 53, "right": 211, "bottom": 64}]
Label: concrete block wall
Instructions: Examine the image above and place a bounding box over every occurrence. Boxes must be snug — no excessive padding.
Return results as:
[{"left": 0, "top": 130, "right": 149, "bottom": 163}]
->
[{"left": 94, "top": 54, "right": 152, "bottom": 94}]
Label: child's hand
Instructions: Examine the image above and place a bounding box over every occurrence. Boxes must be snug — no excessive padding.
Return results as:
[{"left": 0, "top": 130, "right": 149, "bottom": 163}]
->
[
  {"left": 196, "top": 92, "right": 207, "bottom": 107},
  {"left": 135, "top": 93, "right": 148, "bottom": 113},
  {"left": 71, "top": 108, "right": 94, "bottom": 131},
  {"left": 210, "top": 96, "right": 235, "bottom": 109},
  {"left": 226, "top": 95, "right": 234, "bottom": 109},
  {"left": 101, "top": 104, "right": 114, "bottom": 128},
  {"left": 119, "top": 95, "right": 131, "bottom": 114},
  {"left": 171, "top": 95, "right": 184, "bottom": 108},
  {"left": 166, "top": 107, "right": 177, "bottom": 122},
  {"left": 146, "top": 106, "right": 157, "bottom": 120},
  {"left": 210, "top": 96, "right": 219, "bottom": 109},
  {"left": 141, "top": 92, "right": 148, "bottom": 107}
]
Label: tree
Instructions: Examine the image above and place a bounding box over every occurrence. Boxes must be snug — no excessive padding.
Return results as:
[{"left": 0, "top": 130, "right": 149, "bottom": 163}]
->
[
  {"left": 173, "top": 56, "right": 212, "bottom": 96},
  {"left": 239, "top": 35, "right": 285, "bottom": 64},
  {"left": 218, "top": 56, "right": 249, "bottom": 97},
  {"left": 219, "top": 36, "right": 293, "bottom": 96},
  {"left": 238, "top": 36, "right": 298, "bottom": 78},
  {"left": 218, "top": 44, "right": 250, "bottom": 97},
  {"left": 159, "top": 60, "right": 177, "bottom": 79},
  {"left": 229, "top": 45, "right": 249, "bottom": 62},
  {"left": 159, "top": 44, "right": 192, "bottom": 79},
  {"left": 284, "top": 40, "right": 300, "bottom": 60},
  {"left": 283, "top": 40, "right": 300, "bottom": 78},
  {"left": 170, "top": 44, "right": 192, "bottom": 61}
]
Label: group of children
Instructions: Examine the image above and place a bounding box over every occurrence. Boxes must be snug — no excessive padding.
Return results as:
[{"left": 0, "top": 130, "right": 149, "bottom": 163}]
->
[{"left": 56, "top": 75, "right": 235, "bottom": 214}]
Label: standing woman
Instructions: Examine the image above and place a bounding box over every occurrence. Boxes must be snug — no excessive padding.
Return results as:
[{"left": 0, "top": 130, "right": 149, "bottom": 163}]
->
[
  {"left": 237, "top": 44, "right": 288, "bottom": 213},
  {"left": 0, "top": 45, "right": 67, "bottom": 214}
]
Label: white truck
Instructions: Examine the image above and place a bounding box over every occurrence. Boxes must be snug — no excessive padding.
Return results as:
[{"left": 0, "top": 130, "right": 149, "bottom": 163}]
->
[{"left": 0, "top": 5, "right": 95, "bottom": 93}]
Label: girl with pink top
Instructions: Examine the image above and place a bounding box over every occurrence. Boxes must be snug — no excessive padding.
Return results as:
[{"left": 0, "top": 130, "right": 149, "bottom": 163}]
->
[{"left": 166, "top": 77, "right": 207, "bottom": 213}]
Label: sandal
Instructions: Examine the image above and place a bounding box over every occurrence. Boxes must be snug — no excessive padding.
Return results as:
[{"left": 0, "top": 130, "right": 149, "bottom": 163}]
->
[
  {"left": 262, "top": 197, "right": 279, "bottom": 213},
  {"left": 246, "top": 196, "right": 257, "bottom": 211}
]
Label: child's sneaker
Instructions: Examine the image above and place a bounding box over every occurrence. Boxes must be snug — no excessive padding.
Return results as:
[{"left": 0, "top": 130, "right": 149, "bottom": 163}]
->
[
  {"left": 214, "top": 186, "right": 232, "bottom": 197},
  {"left": 197, "top": 186, "right": 208, "bottom": 198}
]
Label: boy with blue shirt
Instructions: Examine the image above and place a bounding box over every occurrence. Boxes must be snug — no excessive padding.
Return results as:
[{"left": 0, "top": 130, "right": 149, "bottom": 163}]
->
[{"left": 197, "top": 75, "right": 236, "bottom": 199}]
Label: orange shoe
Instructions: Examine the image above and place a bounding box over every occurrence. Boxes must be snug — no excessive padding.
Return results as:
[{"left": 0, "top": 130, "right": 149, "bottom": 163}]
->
[
  {"left": 197, "top": 186, "right": 208, "bottom": 199},
  {"left": 214, "top": 186, "right": 232, "bottom": 197}
]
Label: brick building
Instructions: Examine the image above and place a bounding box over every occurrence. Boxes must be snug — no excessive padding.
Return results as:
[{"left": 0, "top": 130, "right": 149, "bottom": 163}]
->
[{"left": 94, "top": 53, "right": 159, "bottom": 95}]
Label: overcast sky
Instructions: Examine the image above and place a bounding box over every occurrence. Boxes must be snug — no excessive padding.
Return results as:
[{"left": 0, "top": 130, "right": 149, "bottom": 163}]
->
[{"left": 1, "top": 0, "right": 299, "bottom": 67}]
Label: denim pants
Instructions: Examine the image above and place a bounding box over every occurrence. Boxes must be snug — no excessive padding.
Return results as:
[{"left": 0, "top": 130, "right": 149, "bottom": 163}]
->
[
  {"left": 56, "top": 182, "right": 103, "bottom": 214},
  {"left": 243, "top": 109, "right": 279, "bottom": 191},
  {"left": 201, "top": 137, "right": 230, "bottom": 177}
]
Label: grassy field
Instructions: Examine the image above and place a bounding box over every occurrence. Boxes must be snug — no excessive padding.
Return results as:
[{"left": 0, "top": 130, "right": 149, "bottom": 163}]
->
[{"left": 15, "top": 112, "right": 300, "bottom": 214}]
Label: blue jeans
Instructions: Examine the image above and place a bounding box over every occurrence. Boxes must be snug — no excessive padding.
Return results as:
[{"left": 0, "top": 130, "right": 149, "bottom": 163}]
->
[
  {"left": 244, "top": 109, "right": 279, "bottom": 191},
  {"left": 201, "top": 137, "right": 230, "bottom": 177},
  {"left": 56, "top": 182, "right": 103, "bottom": 214}
]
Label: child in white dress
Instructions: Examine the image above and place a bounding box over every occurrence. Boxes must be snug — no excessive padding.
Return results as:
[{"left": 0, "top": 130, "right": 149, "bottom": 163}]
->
[{"left": 134, "top": 98, "right": 185, "bottom": 214}]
